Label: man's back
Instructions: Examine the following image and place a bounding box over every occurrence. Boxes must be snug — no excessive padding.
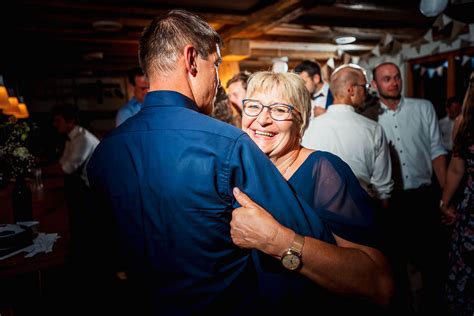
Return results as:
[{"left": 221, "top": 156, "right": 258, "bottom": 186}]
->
[
  {"left": 88, "top": 91, "right": 333, "bottom": 315},
  {"left": 303, "top": 105, "right": 392, "bottom": 199}
]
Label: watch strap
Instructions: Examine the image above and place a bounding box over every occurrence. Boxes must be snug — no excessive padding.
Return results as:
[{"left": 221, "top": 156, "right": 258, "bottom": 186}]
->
[{"left": 290, "top": 233, "right": 305, "bottom": 256}]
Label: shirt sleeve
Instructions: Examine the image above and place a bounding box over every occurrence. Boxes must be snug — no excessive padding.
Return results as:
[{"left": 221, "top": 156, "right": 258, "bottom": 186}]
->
[
  {"left": 371, "top": 125, "right": 393, "bottom": 199},
  {"left": 59, "top": 135, "right": 92, "bottom": 174},
  {"left": 308, "top": 154, "right": 378, "bottom": 247},
  {"left": 227, "top": 134, "right": 334, "bottom": 242},
  {"left": 425, "top": 100, "right": 447, "bottom": 160}
]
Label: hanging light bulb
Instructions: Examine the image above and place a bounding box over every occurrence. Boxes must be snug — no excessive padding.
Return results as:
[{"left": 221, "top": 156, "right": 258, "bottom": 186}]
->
[
  {"left": 272, "top": 57, "right": 288, "bottom": 73},
  {"left": 2, "top": 90, "right": 20, "bottom": 116},
  {"left": 419, "top": 0, "right": 449, "bottom": 17}
]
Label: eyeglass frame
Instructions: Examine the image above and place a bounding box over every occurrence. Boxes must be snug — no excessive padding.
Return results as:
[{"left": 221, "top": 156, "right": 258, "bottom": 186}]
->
[
  {"left": 353, "top": 83, "right": 371, "bottom": 92},
  {"left": 242, "top": 99, "right": 300, "bottom": 121}
]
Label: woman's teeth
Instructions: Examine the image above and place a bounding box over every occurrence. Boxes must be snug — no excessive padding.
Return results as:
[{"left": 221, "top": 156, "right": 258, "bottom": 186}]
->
[{"left": 255, "top": 131, "right": 274, "bottom": 137}]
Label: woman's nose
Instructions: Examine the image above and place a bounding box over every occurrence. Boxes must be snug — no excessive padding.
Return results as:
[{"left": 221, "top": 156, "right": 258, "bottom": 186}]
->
[{"left": 256, "top": 107, "right": 273, "bottom": 125}]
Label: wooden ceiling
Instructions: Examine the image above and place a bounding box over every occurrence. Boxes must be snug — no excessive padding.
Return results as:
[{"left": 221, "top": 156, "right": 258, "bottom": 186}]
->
[{"left": 2, "top": 0, "right": 474, "bottom": 79}]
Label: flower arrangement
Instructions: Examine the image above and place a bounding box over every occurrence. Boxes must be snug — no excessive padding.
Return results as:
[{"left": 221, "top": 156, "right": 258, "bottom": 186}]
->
[{"left": 0, "top": 117, "right": 36, "bottom": 179}]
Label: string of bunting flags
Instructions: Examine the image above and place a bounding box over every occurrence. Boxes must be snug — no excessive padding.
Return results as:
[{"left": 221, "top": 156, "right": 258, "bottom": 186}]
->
[{"left": 320, "top": 14, "right": 474, "bottom": 77}]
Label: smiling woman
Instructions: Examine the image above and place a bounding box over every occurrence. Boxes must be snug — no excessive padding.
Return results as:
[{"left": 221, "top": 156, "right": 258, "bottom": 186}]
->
[{"left": 236, "top": 70, "right": 394, "bottom": 311}]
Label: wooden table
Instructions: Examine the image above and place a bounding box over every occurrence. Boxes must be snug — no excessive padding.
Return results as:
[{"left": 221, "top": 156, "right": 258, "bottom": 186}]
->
[{"left": 0, "top": 175, "right": 71, "bottom": 314}]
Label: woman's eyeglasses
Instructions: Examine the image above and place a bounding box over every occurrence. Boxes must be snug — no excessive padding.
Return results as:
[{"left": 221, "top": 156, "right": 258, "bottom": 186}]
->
[{"left": 242, "top": 99, "right": 299, "bottom": 121}]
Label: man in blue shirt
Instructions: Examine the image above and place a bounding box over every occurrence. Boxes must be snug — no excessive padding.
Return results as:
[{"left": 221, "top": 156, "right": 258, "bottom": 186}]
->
[
  {"left": 115, "top": 67, "right": 149, "bottom": 126},
  {"left": 88, "top": 10, "right": 333, "bottom": 315}
]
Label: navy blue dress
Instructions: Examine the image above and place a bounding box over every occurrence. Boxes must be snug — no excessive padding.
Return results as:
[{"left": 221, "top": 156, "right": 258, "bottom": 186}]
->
[{"left": 288, "top": 151, "right": 377, "bottom": 246}]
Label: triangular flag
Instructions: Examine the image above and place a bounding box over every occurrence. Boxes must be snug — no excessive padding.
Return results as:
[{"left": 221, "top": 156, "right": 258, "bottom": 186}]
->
[
  {"left": 462, "top": 55, "right": 471, "bottom": 66},
  {"left": 321, "top": 64, "right": 329, "bottom": 79},
  {"left": 343, "top": 53, "right": 351, "bottom": 64},
  {"left": 433, "top": 15, "right": 444, "bottom": 29},
  {"left": 420, "top": 67, "right": 426, "bottom": 76},
  {"left": 337, "top": 47, "right": 344, "bottom": 57},
  {"left": 351, "top": 56, "right": 360, "bottom": 64},
  {"left": 427, "top": 68, "right": 436, "bottom": 78},
  {"left": 431, "top": 46, "right": 440, "bottom": 55},
  {"left": 327, "top": 57, "right": 335, "bottom": 69},
  {"left": 371, "top": 45, "right": 380, "bottom": 57},
  {"left": 442, "top": 14, "right": 452, "bottom": 26},
  {"left": 443, "top": 61, "right": 448, "bottom": 68},
  {"left": 413, "top": 64, "right": 421, "bottom": 71},
  {"left": 424, "top": 29, "right": 433, "bottom": 42},
  {"left": 451, "top": 20, "right": 466, "bottom": 39},
  {"left": 391, "top": 40, "right": 402, "bottom": 55},
  {"left": 436, "top": 66, "right": 444, "bottom": 77},
  {"left": 383, "top": 33, "right": 394, "bottom": 46}
]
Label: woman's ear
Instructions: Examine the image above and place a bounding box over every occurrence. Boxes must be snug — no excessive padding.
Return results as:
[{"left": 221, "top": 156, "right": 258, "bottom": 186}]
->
[{"left": 184, "top": 45, "right": 198, "bottom": 76}]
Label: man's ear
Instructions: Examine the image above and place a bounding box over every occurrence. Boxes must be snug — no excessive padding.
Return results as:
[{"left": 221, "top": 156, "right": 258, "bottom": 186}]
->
[
  {"left": 184, "top": 45, "right": 198, "bottom": 76},
  {"left": 313, "top": 74, "right": 321, "bottom": 85},
  {"left": 371, "top": 79, "right": 377, "bottom": 91}
]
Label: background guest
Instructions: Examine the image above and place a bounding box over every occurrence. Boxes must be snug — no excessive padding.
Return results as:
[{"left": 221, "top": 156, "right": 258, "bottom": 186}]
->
[
  {"left": 226, "top": 70, "right": 251, "bottom": 128},
  {"left": 439, "top": 96, "right": 462, "bottom": 154},
  {"left": 115, "top": 66, "right": 149, "bottom": 127},
  {"left": 371, "top": 62, "right": 447, "bottom": 314},
  {"left": 294, "top": 60, "right": 333, "bottom": 118},
  {"left": 302, "top": 64, "right": 393, "bottom": 208},
  {"left": 440, "top": 72, "right": 473, "bottom": 316}
]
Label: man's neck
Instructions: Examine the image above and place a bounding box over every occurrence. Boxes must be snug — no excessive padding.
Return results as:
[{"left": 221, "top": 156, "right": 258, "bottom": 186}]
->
[{"left": 380, "top": 97, "right": 400, "bottom": 110}]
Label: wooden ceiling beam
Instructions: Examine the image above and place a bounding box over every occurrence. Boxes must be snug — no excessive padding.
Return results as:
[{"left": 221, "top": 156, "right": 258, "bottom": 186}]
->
[
  {"left": 219, "top": 0, "right": 306, "bottom": 41},
  {"left": 23, "top": 0, "right": 246, "bottom": 25},
  {"left": 266, "top": 23, "right": 425, "bottom": 41}
]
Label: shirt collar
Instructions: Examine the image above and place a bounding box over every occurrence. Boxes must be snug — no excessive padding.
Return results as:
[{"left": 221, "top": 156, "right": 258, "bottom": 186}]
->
[
  {"left": 379, "top": 96, "right": 404, "bottom": 113},
  {"left": 143, "top": 90, "right": 199, "bottom": 112},
  {"left": 312, "top": 82, "right": 330, "bottom": 100},
  {"left": 327, "top": 104, "right": 356, "bottom": 113},
  {"left": 67, "top": 125, "right": 80, "bottom": 140}
]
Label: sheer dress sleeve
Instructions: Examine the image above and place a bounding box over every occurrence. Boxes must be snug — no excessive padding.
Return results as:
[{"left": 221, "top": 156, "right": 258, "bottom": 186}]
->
[{"left": 289, "top": 151, "right": 378, "bottom": 247}]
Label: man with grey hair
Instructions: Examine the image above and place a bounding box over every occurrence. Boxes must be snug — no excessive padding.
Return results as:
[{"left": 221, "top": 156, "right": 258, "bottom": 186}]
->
[
  {"left": 302, "top": 64, "right": 393, "bottom": 206},
  {"left": 87, "top": 9, "right": 334, "bottom": 315}
]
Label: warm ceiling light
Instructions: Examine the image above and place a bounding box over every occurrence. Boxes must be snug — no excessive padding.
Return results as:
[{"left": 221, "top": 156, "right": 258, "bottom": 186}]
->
[
  {"left": 0, "top": 76, "right": 10, "bottom": 109},
  {"left": 335, "top": 36, "right": 357, "bottom": 45},
  {"left": 2, "top": 96, "right": 19, "bottom": 116},
  {"left": 92, "top": 20, "right": 123, "bottom": 32}
]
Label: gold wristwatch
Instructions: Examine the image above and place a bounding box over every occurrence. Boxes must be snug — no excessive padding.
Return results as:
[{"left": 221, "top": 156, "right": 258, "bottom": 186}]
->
[{"left": 281, "top": 233, "right": 305, "bottom": 271}]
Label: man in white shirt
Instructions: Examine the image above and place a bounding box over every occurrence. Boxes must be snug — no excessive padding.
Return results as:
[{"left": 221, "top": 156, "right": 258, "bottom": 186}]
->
[
  {"left": 302, "top": 64, "right": 393, "bottom": 206},
  {"left": 371, "top": 62, "right": 447, "bottom": 314},
  {"left": 439, "top": 96, "right": 462, "bottom": 152},
  {"left": 294, "top": 60, "right": 333, "bottom": 118},
  {"left": 50, "top": 104, "right": 100, "bottom": 265}
]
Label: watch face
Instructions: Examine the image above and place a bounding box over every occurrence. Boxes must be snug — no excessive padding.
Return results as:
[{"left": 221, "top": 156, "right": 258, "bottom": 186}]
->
[{"left": 281, "top": 253, "right": 301, "bottom": 271}]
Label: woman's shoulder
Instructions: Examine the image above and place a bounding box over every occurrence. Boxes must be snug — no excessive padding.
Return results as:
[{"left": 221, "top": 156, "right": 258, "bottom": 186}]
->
[{"left": 305, "top": 149, "right": 345, "bottom": 165}]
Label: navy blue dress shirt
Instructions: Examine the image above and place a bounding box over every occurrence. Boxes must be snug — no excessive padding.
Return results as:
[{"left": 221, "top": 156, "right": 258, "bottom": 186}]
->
[{"left": 88, "top": 90, "right": 334, "bottom": 315}]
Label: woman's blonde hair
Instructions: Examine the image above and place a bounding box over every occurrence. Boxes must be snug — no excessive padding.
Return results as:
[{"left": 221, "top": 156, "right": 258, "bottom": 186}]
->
[{"left": 246, "top": 71, "right": 311, "bottom": 136}]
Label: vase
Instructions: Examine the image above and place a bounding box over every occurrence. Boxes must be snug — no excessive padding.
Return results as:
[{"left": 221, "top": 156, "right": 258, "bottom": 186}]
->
[{"left": 12, "top": 176, "right": 33, "bottom": 223}]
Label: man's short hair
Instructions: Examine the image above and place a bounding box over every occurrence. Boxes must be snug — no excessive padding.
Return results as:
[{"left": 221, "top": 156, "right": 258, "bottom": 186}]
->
[
  {"left": 51, "top": 104, "right": 80, "bottom": 123},
  {"left": 226, "top": 71, "right": 251, "bottom": 90},
  {"left": 139, "top": 9, "right": 223, "bottom": 77},
  {"left": 293, "top": 60, "right": 322, "bottom": 77},
  {"left": 127, "top": 67, "right": 145, "bottom": 86},
  {"left": 372, "top": 62, "right": 399, "bottom": 81}
]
